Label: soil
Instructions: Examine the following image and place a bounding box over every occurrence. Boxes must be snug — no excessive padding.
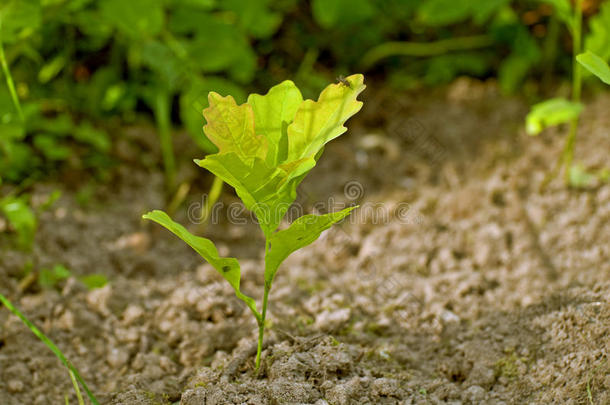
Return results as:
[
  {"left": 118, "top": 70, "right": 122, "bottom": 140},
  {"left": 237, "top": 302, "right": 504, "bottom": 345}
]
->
[{"left": 1, "top": 79, "right": 609, "bottom": 405}]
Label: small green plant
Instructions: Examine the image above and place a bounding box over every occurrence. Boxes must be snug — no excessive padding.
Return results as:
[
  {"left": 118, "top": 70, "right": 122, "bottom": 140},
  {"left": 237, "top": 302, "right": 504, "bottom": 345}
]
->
[
  {"left": 0, "top": 194, "right": 37, "bottom": 250},
  {"left": 526, "top": 0, "right": 610, "bottom": 187},
  {"left": 144, "top": 74, "right": 365, "bottom": 368}
]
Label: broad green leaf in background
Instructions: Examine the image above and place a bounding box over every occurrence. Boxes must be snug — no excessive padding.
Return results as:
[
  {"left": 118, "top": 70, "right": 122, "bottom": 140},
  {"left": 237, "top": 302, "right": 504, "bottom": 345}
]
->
[
  {"left": 416, "top": 0, "right": 507, "bottom": 27},
  {"left": 312, "top": 0, "right": 376, "bottom": 29},
  {"left": 101, "top": 0, "right": 164, "bottom": 39},
  {"left": 417, "top": 0, "right": 473, "bottom": 26},
  {"left": 526, "top": 98, "right": 583, "bottom": 135},
  {"left": 0, "top": 0, "right": 41, "bottom": 43},
  {"left": 170, "top": 11, "right": 257, "bottom": 82},
  {"left": 140, "top": 40, "right": 185, "bottom": 90},
  {"left": 247, "top": 80, "right": 303, "bottom": 166},
  {"left": 585, "top": 0, "right": 610, "bottom": 62},
  {"left": 577, "top": 51, "right": 610, "bottom": 85},
  {"left": 220, "top": 0, "right": 282, "bottom": 38},
  {"left": 142, "top": 210, "right": 259, "bottom": 320},
  {"left": 264, "top": 206, "right": 357, "bottom": 287},
  {"left": 286, "top": 74, "right": 365, "bottom": 163}
]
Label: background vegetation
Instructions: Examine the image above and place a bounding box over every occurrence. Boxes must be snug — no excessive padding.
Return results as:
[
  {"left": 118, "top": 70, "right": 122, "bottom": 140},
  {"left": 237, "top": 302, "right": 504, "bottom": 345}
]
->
[{"left": 0, "top": 0, "right": 609, "bottom": 248}]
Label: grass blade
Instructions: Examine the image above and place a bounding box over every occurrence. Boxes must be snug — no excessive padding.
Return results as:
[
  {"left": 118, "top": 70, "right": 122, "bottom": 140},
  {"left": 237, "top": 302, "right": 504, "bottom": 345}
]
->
[{"left": 0, "top": 293, "right": 99, "bottom": 405}]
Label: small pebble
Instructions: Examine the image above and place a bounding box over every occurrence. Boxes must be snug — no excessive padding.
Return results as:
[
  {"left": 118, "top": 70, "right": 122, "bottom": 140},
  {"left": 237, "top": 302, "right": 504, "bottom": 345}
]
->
[
  {"left": 107, "top": 347, "right": 130, "bottom": 369},
  {"left": 7, "top": 379, "right": 24, "bottom": 393}
]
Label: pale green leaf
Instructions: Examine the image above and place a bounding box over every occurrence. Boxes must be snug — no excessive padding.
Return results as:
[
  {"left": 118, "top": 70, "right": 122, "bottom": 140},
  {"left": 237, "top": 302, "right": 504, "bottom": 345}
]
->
[
  {"left": 577, "top": 51, "right": 610, "bottom": 85},
  {"left": 180, "top": 76, "right": 245, "bottom": 153},
  {"left": 79, "top": 274, "right": 109, "bottom": 290},
  {"left": 196, "top": 154, "right": 315, "bottom": 236},
  {"left": 569, "top": 164, "right": 596, "bottom": 188},
  {"left": 0, "top": 195, "right": 36, "bottom": 250},
  {"left": 142, "top": 210, "right": 259, "bottom": 319},
  {"left": 247, "top": 80, "right": 303, "bottom": 166},
  {"left": 526, "top": 98, "right": 583, "bottom": 135},
  {"left": 264, "top": 206, "right": 357, "bottom": 286},
  {"left": 286, "top": 74, "right": 365, "bottom": 163},
  {"left": 203, "top": 93, "right": 267, "bottom": 163},
  {"left": 39, "top": 265, "right": 71, "bottom": 289}
]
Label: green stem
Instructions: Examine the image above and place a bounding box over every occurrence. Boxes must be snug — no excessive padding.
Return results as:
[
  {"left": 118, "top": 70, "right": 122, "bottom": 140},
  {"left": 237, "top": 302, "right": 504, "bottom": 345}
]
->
[
  {"left": 541, "top": 15, "right": 560, "bottom": 91},
  {"left": 154, "top": 90, "right": 175, "bottom": 192},
  {"left": 562, "top": 0, "right": 583, "bottom": 184},
  {"left": 0, "top": 19, "right": 24, "bottom": 122},
  {"left": 359, "top": 35, "right": 494, "bottom": 69},
  {"left": 0, "top": 293, "right": 99, "bottom": 405},
  {"left": 199, "top": 176, "right": 224, "bottom": 229},
  {"left": 69, "top": 370, "right": 85, "bottom": 405},
  {"left": 255, "top": 239, "right": 271, "bottom": 370}
]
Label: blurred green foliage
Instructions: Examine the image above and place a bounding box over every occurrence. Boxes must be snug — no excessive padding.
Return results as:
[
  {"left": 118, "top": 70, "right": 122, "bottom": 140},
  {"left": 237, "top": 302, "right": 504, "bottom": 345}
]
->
[
  {"left": 0, "top": 0, "right": 609, "bottom": 188},
  {"left": 0, "top": 193, "right": 37, "bottom": 250}
]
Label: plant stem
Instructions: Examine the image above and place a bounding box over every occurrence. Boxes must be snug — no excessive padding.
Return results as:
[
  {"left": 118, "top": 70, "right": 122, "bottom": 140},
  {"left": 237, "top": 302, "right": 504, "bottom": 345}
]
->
[
  {"left": 562, "top": 0, "right": 583, "bottom": 184},
  {"left": 154, "top": 90, "right": 176, "bottom": 192},
  {"left": 198, "top": 176, "right": 224, "bottom": 230},
  {"left": 255, "top": 240, "right": 271, "bottom": 370},
  {"left": 0, "top": 293, "right": 99, "bottom": 405},
  {"left": 359, "top": 35, "right": 494, "bottom": 69},
  {"left": 0, "top": 20, "right": 24, "bottom": 122},
  {"left": 69, "top": 370, "right": 85, "bottom": 405}
]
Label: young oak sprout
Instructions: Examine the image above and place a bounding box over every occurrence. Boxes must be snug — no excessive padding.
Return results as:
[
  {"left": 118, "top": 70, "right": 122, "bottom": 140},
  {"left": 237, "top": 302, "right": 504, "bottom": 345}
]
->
[{"left": 143, "top": 74, "right": 366, "bottom": 369}]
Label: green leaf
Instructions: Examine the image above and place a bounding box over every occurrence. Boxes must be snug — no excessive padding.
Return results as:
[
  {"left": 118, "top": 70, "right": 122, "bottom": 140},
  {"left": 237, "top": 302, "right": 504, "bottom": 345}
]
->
[
  {"left": 416, "top": 0, "right": 507, "bottom": 26},
  {"left": 197, "top": 153, "right": 284, "bottom": 210},
  {"left": 568, "top": 164, "right": 596, "bottom": 188},
  {"left": 312, "top": 0, "right": 376, "bottom": 28},
  {"left": 196, "top": 153, "right": 314, "bottom": 236},
  {"left": 0, "top": 0, "right": 41, "bottom": 44},
  {"left": 219, "top": 0, "right": 282, "bottom": 38},
  {"left": 79, "top": 274, "right": 109, "bottom": 290},
  {"left": 526, "top": 98, "right": 583, "bottom": 135},
  {"left": 285, "top": 74, "right": 365, "bottom": 163},
  {"left": 585, "top": 0, "right": 610, "bottom": 61},
  {"left": 203, "top": 92, "right": 267, "bottom": 164},
  {"left": 264, "top": 206, "right": 357, "bottom": 287},
  {"left": 247, "top": 80, "right": 303, "bottom": 166},
  {"left": 195, "top": 75, "right": 364, "bottom": 236},
  {"left": 577, "top": 51, "right": 610, "bottom": 85},
  {"left": 180, "top": 76, "right": 245, "bottom": 153},
  {"left": 101, "top": 0, "right": 164, "bottom": 39},
  {"left": 39, "top": 265, "right": 71, "bottom": 289},
  {"left": 142, "top": 210, "right": 259, "bottom": 320},
  {"left": 0, "top": 195, "right": 36, "bottom": 250}
]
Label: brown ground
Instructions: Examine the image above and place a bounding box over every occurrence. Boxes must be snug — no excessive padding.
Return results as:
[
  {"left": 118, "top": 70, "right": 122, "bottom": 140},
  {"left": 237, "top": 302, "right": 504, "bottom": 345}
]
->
[{"left": 1, "top": 79, "right": 609, "bottom": 405}]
